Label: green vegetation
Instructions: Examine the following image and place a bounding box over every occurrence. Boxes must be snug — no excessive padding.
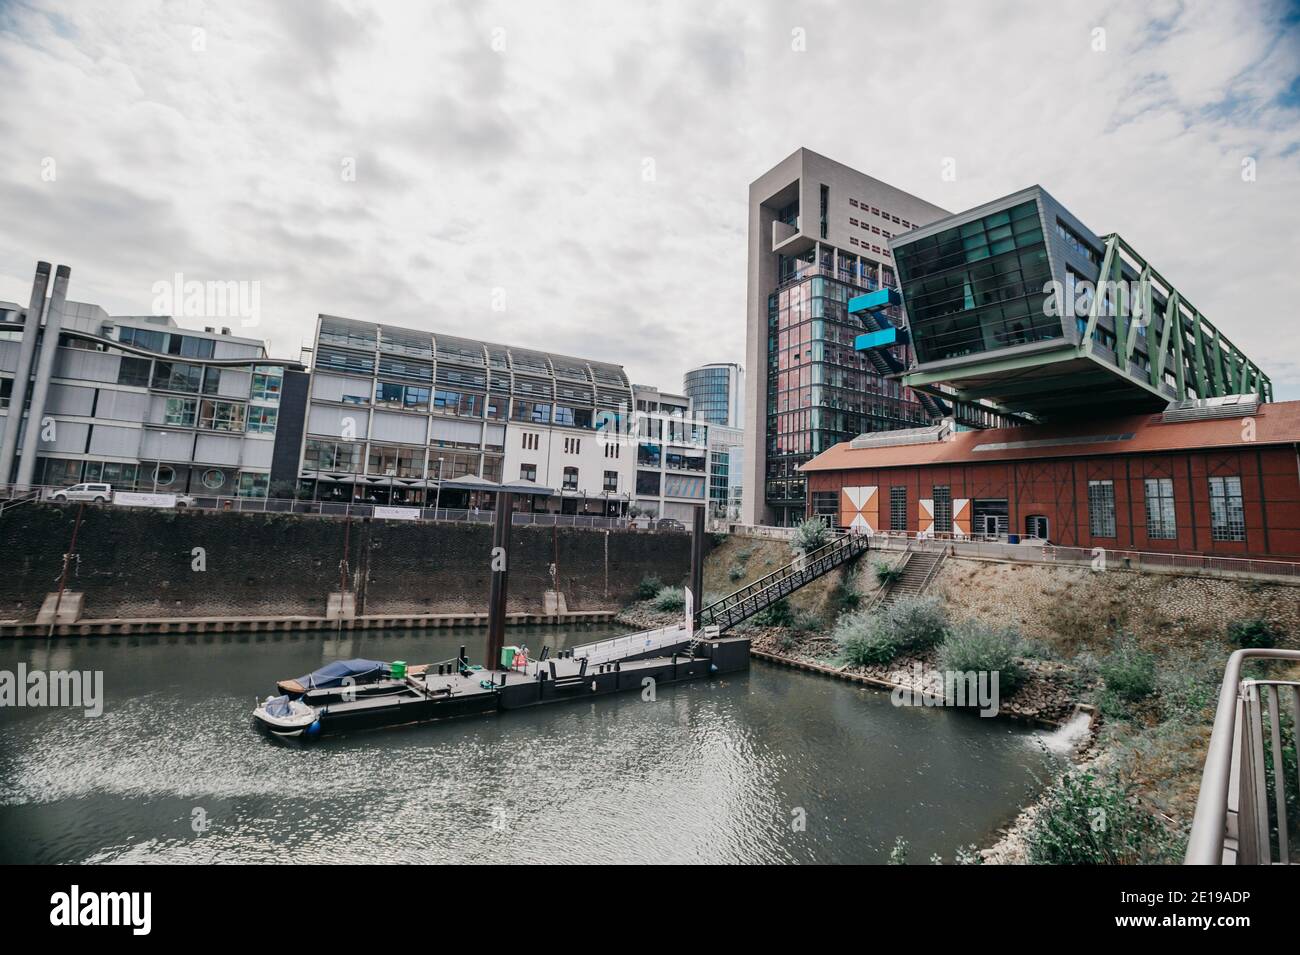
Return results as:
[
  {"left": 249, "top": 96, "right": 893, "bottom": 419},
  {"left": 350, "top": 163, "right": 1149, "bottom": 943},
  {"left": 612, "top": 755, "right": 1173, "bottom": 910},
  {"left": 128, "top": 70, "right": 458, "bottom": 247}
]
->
[
  {"left": 938, "top": 620, "right": 1026, "bottom": 697},
  {"left": 727, "top": 563, "right": 745, "bottom": 582},
  {"left": 754, "top": 598, "right": 795, "bottom": 628},
  {"left": 1025, "top": 770, "right": 1177, "bottom": 865},
  {"left": 1097, "top": 636, "right": 1157, "bottom": 717},
  {"left": 636, "top": 575, "right": 663, "bottom": 601},
  {"left": 1227, "top": 617, "right": 1279, "bottom": 649},
  {"left": 791, "top": 517, "right": 830, "bottom": 556},
  {"left": 651, "top": 586, "right": 685, "bottom": 612},
  {"left": 835, "top": 595, "right": 948, "bottom": 668},
  {"left": 874, "top": 560, "right": 903, "bottom": 587}
]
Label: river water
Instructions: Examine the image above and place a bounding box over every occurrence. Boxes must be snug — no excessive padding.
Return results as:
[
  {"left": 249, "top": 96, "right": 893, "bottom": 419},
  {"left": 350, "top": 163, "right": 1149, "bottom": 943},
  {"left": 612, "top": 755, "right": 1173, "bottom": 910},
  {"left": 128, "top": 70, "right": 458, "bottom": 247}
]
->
[{"left": 0, "top": 625, "right": 1058, "bottom": 864}]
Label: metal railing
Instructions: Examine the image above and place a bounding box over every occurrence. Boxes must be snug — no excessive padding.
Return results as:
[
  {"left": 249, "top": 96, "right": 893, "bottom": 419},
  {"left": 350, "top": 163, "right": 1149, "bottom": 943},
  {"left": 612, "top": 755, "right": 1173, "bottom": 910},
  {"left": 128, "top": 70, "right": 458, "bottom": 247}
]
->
[
  {"left": 864, "top": 530, "right": 1300, "bottom": 581},
  {"left": 701, "top": 531, "right": 871, "bottom": 631},
  {"left": 1, "top": 484, "right": 673, "bottom": 531},
  {"left": 1186, "top": 649, "right": 1300, "bottom": 865},
  {"left": 571, "top": 624, "right": 692, "bottom": 667}
]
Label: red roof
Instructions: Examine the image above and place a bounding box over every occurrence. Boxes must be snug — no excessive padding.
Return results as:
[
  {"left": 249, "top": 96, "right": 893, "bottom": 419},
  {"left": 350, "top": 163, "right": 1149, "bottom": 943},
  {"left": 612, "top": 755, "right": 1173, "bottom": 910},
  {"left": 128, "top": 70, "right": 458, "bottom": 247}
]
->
[{"left": 800, "top": 400, "right": 1300, "bottom": 472}]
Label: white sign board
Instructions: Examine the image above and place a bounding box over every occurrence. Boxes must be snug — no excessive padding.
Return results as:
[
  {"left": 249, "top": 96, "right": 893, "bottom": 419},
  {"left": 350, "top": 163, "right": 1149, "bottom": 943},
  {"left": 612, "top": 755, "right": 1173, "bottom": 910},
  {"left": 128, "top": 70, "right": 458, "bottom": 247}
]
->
[
  {"left": 113, "top": 492, "right": 178, "bottom": 509},
  {"left": 373, "top": 506, "right": 421, "bottom": 521}
]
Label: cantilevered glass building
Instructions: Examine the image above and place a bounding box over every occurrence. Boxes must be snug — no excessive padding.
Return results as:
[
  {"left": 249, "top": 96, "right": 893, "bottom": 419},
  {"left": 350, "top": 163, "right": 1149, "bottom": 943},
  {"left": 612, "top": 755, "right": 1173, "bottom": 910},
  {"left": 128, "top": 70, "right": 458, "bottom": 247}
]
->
[{"left": 890, "top": 185, "right": 1272, "bottom": 419}]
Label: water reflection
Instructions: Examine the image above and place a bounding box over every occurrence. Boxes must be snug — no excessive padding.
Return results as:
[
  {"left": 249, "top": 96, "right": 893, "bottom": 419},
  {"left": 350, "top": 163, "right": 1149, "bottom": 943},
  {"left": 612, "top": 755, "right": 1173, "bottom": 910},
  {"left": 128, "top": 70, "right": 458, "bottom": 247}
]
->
[{"left": 0, "top": 626, "right": 1056, "bottom": 863}]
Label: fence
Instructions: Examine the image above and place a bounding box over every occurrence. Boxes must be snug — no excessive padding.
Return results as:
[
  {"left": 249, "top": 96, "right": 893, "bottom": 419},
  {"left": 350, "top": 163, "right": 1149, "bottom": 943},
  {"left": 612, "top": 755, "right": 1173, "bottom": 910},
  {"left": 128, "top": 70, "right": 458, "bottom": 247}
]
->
[{"left": 0, "top": 484, "right": 684, "bottom": 531}]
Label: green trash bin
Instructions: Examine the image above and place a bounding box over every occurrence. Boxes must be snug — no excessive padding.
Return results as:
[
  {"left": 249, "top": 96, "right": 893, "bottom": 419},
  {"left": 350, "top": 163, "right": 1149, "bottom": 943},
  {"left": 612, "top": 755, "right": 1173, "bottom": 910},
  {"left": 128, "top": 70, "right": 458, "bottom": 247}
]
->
[
  {"left": 391, "top": 660, "right": 407, "bottom": 679},
  {"left": 500, "top": 646, "right": 519, "bottom": 669}
]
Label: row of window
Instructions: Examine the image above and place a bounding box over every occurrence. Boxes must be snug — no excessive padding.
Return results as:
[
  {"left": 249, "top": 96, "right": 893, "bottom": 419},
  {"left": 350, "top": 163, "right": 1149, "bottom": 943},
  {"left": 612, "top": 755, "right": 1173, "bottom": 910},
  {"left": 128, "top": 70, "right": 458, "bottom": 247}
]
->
[
  {"left": 847, "top": 197, "right": 912, "bottom": 229},
  {"left": 163, "top": 396, "right": 276, "bottom": 433},
  {"left": 813, "top": 476, "right": 1247, "bottom": 543},
  {"left": 518, "top": 463, "right": 618, "bottom": 493}
]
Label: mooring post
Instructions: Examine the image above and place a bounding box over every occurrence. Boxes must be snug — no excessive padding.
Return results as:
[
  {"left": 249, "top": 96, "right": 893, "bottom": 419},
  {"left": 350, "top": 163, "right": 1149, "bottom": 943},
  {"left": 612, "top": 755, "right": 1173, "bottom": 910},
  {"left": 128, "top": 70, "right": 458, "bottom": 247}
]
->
[
  {"left": 486, "top": 490, "right": 514, "bottom": 670},
  {"left": 690, "top": 504, "right": 705, "bottom": 632}
]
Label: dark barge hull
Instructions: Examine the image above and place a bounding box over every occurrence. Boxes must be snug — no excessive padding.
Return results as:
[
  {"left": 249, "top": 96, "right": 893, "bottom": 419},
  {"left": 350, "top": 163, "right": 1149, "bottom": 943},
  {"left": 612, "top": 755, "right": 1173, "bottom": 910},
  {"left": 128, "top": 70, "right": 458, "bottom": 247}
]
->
[{"left": 281, "top": 636, "right": 750, "bottom": 739}]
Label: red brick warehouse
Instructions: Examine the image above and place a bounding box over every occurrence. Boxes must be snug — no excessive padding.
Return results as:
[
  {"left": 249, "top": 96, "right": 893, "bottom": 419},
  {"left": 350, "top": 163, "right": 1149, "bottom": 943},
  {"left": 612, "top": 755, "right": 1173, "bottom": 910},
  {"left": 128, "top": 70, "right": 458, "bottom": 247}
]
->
[{"left": 800, "top": 399, "right": 1300, "bottom": 560}]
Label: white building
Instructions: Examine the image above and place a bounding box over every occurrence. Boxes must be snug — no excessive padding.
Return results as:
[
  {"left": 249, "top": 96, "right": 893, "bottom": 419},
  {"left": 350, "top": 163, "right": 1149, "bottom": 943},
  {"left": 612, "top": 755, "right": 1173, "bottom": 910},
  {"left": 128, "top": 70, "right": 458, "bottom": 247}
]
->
[
  {"left": 0, "top": 262, "right": 297, "bottom": 496},
  {"left": 631, "top": 384, "right": 710, "bottom": 522},
  {"left": 300, "top": 314, "right": 639, "bottom": 515}
]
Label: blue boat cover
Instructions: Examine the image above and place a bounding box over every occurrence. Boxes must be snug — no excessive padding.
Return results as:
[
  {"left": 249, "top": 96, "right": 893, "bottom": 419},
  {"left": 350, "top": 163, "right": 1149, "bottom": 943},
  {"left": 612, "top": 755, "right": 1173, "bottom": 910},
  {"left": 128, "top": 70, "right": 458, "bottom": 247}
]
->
[
  {"left": 264, "top": 695, "right": 293, "bottom": 717},
  {"left": 293, "top": 658, "right": 387, "bottom": 689}
]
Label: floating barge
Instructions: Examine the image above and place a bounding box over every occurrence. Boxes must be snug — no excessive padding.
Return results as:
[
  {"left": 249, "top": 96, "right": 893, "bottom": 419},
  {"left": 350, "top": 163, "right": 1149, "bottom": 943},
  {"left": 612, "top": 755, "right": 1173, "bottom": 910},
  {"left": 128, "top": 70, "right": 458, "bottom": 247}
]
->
[{"left": 253, "top": 624, "right": 751, "bottom": 739}]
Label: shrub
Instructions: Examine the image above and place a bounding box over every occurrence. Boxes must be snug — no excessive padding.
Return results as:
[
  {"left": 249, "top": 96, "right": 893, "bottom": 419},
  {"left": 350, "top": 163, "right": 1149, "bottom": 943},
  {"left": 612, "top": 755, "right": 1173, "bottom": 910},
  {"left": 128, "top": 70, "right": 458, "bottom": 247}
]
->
[
  {"left": 874, "top": 560, "right": 903, "bottom": 586},
  {"left": 834, "top": 594, "right": 948, "bottom": 668},
  {"left": 1098, "top": 637, "right": 1157, "bottom": 703},
  {"left": 754, "top": 598, "right": 795, "bottom": 628},
  {"left": 831, "top": 579, "right": 862, "bottom": 615},
  {"left": 836, "top": 614, "right": 901, "bottom": 667},
  {"left": 938, "top": 619, "right": 1025, "bottom": 697},
  {"left": 791, "top": 517, "right": 831, "bottom": 556},
  {"left": 777, "top": 633, "right": 799, "bottom": 652},
  {"left": 636, "top": 575, "right": 663, "bottom": 601},
  {"left": 886, "top": 595, "right": 947, "bottom": 653},
  {"left": 727, "top": 563, "right": 745, "bottom": 582},
  {"left": 790, "top": 609, "right": 823, "bottom": 633},
  {"left": 651, "top": 586, "right": 685, "bottom": 612},
  {"left": 1025, "top": 770, "right": 1173, "bottom": 865},
  {"left": 1227, "top": 618, "right": 1278, "bottom": 649}
]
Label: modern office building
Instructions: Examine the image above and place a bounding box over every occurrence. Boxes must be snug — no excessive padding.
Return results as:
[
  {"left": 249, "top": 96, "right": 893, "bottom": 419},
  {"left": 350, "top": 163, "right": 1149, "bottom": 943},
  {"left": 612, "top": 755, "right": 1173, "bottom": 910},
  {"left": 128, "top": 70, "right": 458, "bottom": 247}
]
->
[
  {"left": 631, "top": 384, "right": 710, "bottom": 521},
  {"left": 707, "top": 423, "right": 744, "bottom": 519},
  {"left": 0, "top": 262, "right": 301, "bottom": 496},
  {"left": 300, "top": 313, "right": 639, "bottom": 514},
  {"left": 683, "top": 362, "right": 744, "bottom": 427},
  {"left": 743, "top": 148, "right": 952, "bottom": 526},
  {"left": 886, "top": 185, "right": 1273, "bottom": 419}
]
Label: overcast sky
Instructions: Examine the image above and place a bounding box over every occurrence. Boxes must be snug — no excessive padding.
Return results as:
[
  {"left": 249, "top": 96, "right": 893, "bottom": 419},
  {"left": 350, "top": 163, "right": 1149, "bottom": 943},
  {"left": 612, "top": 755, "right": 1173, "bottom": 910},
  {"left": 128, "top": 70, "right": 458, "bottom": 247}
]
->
[{"left": 1, "top": 0, "right": 1297, "bottom": 398}]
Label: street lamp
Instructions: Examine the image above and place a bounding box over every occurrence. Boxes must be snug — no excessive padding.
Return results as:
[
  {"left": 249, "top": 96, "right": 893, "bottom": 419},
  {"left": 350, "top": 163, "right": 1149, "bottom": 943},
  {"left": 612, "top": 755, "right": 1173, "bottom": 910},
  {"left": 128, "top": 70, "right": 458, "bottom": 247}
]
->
[
  {"left": 153, "top": 431, "right": 168, "bottom": 493},
  {"left": 432, "top": 456, "right": 445, "bottom": 517}
]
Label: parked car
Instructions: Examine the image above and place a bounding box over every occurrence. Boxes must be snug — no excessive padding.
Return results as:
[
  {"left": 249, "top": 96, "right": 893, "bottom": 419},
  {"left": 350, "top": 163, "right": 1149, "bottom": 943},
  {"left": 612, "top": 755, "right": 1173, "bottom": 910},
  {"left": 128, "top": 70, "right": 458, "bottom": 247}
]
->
[
  {"left": 654, "top": 518, "right": 685, "bottom": 531},
  {"left": 175, "top": 494, "right": 197, "bottom": 507},
  {"left": 51, "top": 483, "right": 113, "bottom": 503}
]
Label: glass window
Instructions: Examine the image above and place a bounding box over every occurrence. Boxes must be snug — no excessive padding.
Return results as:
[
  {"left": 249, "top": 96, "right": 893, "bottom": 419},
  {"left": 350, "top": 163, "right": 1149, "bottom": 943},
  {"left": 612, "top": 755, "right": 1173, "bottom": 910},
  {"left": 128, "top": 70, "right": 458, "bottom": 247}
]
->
[
  {"left": 603, "top": 470, "right": 618, "bottom": 492},
  {"left": 237, "top": 472, "right": 269, "bottom": 498},
  {"left": 151, "top": 361, "right": 203, "bottom": 393},
  {"left": 562, "top": 467, "right": 578, "bottom": 491},
  {"left": 164, "top": 396, "right": 197, "bottom": 427},
  {"left": 198, "top": 399, "right": 246, "bottom": 432},
  {"left": 890, "top": 486, "right": 907, "bottom": 531},
  {"left": 247, "top": 406, "right": 278, "bottom": 433},
  {"left": 520, "top": 463, "right": 537, "bottom": 482},
  {"left": 932, "top": 486, "right": 952, "bottom": 533},
  {"left": 1208, "top": 475, "right": 1245, "bottom": 542},
  {"left": 251, "top": 367, "right": 283, "bottom": 403},
  {"left": 1144, "top": 477, "right": 1176, "bottom": 540},
  {"left": 1088, "top": 480, "right": 1117, "bottom": 538},
  {"left": 117, "top": 356, "right": 152, "bottom": 388}
]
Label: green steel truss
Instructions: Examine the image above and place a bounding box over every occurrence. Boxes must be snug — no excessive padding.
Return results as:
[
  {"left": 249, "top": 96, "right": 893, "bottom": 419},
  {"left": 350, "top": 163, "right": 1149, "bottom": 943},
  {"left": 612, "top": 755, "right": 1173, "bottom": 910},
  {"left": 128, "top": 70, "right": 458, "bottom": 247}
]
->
[{"left": 1081, "top": 234, "right": 1272, "bottom": 403}]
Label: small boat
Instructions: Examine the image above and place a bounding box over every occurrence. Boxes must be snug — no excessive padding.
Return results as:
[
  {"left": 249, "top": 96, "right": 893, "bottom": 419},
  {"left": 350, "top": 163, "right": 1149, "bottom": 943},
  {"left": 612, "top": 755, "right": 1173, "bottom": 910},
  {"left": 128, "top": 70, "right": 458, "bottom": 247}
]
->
[
  {"left": 274, "top": 658, "right": 425, "bottom": 696},
  {"left": 253, "top": 694, "right": 319, "bottom": 738},
  {"left": 254, "top": 658, "right": 429, "bottom": 738}
]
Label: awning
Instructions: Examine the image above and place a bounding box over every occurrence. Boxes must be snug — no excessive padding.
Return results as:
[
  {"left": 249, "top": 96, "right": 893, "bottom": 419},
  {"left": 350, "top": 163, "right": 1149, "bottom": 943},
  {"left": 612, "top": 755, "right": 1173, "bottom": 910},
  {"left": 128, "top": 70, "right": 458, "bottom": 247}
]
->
[{"left": 498, "top": 478, "right": 555, "bottom": 495}]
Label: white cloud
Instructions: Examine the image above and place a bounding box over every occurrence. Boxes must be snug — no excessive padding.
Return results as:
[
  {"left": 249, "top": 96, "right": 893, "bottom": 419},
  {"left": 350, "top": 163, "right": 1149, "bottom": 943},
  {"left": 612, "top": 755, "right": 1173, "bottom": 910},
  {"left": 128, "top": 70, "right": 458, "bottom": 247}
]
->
[{"left": 0, "top": 0, "right": 1296, "bottom": 396}]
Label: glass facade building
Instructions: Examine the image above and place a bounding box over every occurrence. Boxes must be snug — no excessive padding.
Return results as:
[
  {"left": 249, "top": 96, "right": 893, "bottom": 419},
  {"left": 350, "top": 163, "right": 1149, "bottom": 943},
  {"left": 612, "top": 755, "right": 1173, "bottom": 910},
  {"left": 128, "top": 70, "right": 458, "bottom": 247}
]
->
[
  {"left": 765, "top": 250, "right": 928, "bottom": 521},
  {"left": 894, "top": 199, "right": 1055, "bottom": 364},
  {"left": 682, "top": 362, "right": 742, "bottom": 427}
]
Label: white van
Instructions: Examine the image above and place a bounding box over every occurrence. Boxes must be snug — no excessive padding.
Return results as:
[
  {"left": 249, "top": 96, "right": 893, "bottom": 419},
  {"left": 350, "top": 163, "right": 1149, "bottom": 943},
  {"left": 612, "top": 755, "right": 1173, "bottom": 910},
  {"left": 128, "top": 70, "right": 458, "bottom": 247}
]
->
[{"left": 51, "top": 483, "right": 113, "bottom": 503}]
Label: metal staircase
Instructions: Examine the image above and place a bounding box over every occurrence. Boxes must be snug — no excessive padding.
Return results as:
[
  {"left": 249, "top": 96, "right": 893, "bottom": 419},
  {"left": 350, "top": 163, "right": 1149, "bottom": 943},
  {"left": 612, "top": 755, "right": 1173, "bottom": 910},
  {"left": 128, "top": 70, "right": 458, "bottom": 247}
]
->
[
  {"left": 871, "top": 546, "right": 946, "bottom": 610},
  {"left": 700, "top": 532, "right": 871, "bottom": 632}
]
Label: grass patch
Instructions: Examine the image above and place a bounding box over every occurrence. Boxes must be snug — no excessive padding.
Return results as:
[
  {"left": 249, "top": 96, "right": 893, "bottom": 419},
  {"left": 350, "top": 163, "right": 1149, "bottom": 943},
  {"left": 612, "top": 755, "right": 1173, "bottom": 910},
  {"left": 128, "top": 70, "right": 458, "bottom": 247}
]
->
[{"left": 1025, "top": 770, "right": 1178, "bottom": 865}]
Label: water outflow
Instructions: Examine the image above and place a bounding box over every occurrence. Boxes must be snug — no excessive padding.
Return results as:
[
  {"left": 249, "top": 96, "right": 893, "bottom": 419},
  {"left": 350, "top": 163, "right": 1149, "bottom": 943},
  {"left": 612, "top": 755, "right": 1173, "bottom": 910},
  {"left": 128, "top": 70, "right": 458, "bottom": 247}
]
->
[{"left": 1037, "top": 708, "right": 1093, "bottom": 755}]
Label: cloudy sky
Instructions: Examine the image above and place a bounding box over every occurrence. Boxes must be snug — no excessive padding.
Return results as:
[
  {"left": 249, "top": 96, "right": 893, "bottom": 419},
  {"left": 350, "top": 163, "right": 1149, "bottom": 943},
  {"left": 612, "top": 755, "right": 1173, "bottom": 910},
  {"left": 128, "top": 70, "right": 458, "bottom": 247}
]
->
[{"left": 1, "top": 0, "right": 1298, "bottom": 398}]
